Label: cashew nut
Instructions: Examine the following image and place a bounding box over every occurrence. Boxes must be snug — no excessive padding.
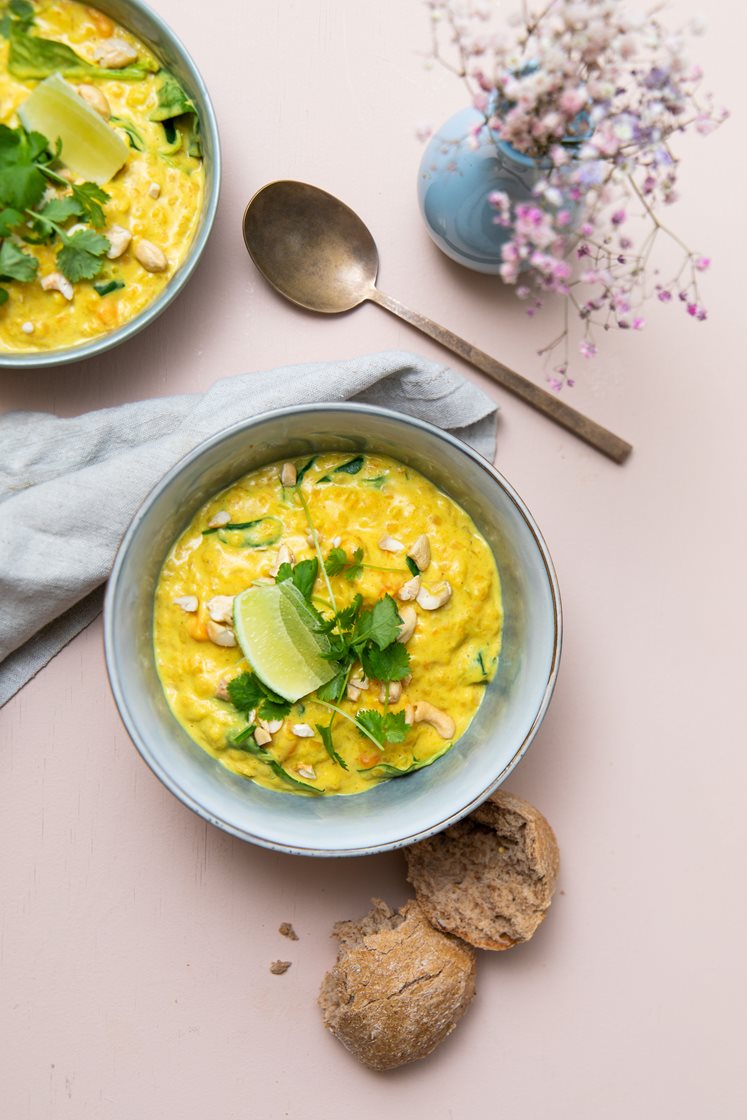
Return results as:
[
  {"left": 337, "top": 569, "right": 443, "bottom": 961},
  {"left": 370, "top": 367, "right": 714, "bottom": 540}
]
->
[
  {"left": 134, "top": 239, "right": 168, "bottom": 273},
  {"left": 92, "top": 38, "right": 138, "bottom": 68},
  {"left": 297, "top": 765, "right": 316, "bottom": 780},
  {"left": 379, "top": 680, "right": 402, "bottom": 704},
  {"left": 147, "top": 182, "right": 161, "bottom": 199},
  {"left": 404, "top": 704, "right": 414, "bottom": 726},
  {"left": 77, "top": 83, "right": 111, "bottom": 119},
  {"left": 291, "top": 723, "right": 314, "bottom": 738},
  {"left": 270, "top": 543, "right": 295, "bottom": 576},
  {"left": 416, "top": 581, "right": 452, "bottom": 610},
  {"left": 280, "top": 462, "right": 297, "bottom": 487},
  {"left": 207, "top": 510, "right": 231, "bottom": 529},
  {"left": 349, "top": 669, "right": 369, "bottom": 690},
  {"left": 397, "top": 605, "right": 417, "bottom": 643},
  {"left": 409, "top": 534, "right": 431, "bottom": 572},
  {"left": 413, "top": 701, "right": 455, "bottom": 739},
  {"left": 206, "top": 620, "right": 236, "bottom": 647},
  {"left": 254, "top": 726, "right": 272, "bottom": 746},
  {"left": 173, "top": 595, "right": 198, "bottom": 613},
  {"left": 206, "top": 595, "right": 234, "bottom": 623},
  {"left": 397, "top": 575, "right": 421, "bottom": 602},
  {"left": 259, "top": 718, "right": 283, "bottom": 734},
  {"left": 347, "top": 683, "right": 362, "bottom": 702},
  {"left": 215, "top": 678, "right": 231, "bottom": 701},
  {"left": 378, "top": 535, "right": 404, "bottom": 553},
  {"left": 105, "top": 224, "right": 131, "bottom": 260},
  {"left": 40, "top": 272, "right": 73, "bottom": 300}
]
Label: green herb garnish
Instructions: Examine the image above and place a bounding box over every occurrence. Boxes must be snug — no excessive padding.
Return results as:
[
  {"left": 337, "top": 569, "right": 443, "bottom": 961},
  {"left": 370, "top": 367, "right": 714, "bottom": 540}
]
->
[
  {"left": 355, "top": 709, "right": 410, "bottom": 745},
  {"left": 226, "top": 671, "right": 292, "bottom": 721},
  {"left": 8, "top": 26, "right": 157, "bottom": 81},
  {"left": 94, "top": 278, "right": 125, "bottom": 297}
]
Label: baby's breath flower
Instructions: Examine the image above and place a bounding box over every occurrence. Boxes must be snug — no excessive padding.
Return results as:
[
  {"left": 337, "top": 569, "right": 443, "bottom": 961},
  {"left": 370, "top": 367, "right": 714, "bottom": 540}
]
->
[{"left": 425, "top": 0, "right": 726, "bottom": 382}]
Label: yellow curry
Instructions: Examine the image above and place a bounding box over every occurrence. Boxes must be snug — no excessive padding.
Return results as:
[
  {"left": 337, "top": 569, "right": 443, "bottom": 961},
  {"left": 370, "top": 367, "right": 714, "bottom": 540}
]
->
[
  {"left": 154, "top": 453, "right": 503, "bottom": 797},
  {"left": 0, "top": 0, "right": 204, "bottom": 351}
]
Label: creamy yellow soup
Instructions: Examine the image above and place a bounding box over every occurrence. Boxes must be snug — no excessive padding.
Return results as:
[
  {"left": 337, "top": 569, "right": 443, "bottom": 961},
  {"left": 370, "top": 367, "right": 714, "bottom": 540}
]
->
[
  {"left": 0, "top": 0, "right": 204, "bottom": 351},
  {"left": 154, "top": 454, "right": 503, "bottom": 797}
]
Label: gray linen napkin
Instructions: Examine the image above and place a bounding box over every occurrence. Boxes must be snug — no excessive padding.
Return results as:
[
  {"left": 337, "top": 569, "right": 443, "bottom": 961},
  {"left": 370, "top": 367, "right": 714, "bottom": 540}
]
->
[{"left": 0, "top": 350, "right": 498, "bottom": 708}]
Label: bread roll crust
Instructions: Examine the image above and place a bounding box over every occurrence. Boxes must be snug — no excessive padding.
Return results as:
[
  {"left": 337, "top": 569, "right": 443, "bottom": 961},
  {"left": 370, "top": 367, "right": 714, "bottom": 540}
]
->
[
  {"left": 405, "top": 788, "right": 559, "bottom": 950},
  {"left": 318, "top": 898, "right": 476, "bottom": 1071}
]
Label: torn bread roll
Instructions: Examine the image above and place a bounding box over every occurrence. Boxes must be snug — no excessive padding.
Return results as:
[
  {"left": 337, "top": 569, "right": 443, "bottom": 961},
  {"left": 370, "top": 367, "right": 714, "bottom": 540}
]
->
[
  {"left": 318, "top": 898, "right": 476, "bottom": 1071},
  {"left": 405, "top": 789, "right": 559, "bottom": 950}
]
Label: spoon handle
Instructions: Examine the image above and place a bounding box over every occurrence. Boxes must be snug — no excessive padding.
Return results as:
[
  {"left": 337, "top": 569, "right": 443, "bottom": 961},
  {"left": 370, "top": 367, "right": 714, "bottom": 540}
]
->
[{"left": 369, "top": 288, "right": 632, "bottom": 464}]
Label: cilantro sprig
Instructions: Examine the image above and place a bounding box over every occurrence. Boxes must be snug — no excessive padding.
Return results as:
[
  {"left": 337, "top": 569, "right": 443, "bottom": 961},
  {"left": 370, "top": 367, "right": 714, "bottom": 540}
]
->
[
  {"left": 226, "top": 672, "right": 292, "bottom": 722},
  {"left": 0, "top": 122, "right": 114, "bottom": 298}
]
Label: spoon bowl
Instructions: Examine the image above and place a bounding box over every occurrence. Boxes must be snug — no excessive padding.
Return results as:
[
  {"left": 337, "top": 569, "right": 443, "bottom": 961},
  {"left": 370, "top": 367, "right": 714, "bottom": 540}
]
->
[
  {"left": 243, "top": 181, "right": 378, "bottom": 313},
  {"left": 242, "top": 180, "right": 631, "bottom": 464}
]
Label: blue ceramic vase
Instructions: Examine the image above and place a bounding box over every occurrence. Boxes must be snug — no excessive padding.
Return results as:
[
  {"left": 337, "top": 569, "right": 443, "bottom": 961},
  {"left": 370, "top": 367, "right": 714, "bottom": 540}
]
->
[{"left": 417, "top": 105, "right": 548, "bottom": 276}]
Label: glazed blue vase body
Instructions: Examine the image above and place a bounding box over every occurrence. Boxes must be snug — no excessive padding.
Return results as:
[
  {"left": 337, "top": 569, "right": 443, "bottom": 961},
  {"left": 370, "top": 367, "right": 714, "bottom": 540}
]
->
[{"left": 417, "top": 105, "right": 548, "bottom": 275}]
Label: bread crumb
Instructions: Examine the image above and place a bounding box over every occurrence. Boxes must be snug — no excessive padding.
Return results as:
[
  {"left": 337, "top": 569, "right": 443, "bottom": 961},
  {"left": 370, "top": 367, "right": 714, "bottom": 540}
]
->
[
  {"left": 270, "top": 960, "right": 291, "bottom": 975},
  {"left": 279, "top": 922, "right": 299, "bottom": 941}
]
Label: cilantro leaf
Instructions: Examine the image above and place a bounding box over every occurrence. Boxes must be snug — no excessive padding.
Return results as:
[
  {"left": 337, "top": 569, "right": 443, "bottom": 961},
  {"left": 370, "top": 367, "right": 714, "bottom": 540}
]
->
[
  {"left": 258, "top": 697, "right": 291, "bottom": 721},
  {"left": 316, "top": 722, "right": 348, "bottom": 769},
  {"left": 0, "top": 286, "right": 8, "bottom": 305},
  {"left": 226, "top": 672, "right": 265, "bottom": 713},
  {"left": 290, "top": 557, "right": 318, "bottom": 601},
  {"left": 0, "top": 206, "right": 22, "bottom": 235},
  {"left": 0, "top": 238, "right": 37, "bottom": 281},
  {"left": 355, "top": 709, "right": 410, "bottom": 745},
  {"left": 67, "top": 181, "right": 109, "bottom": 229},
  {"left": 361, "top": 640, "right": 411, "bottom": 683},
  {"left": 274, "top": 562, "right": 293, "bottom": 583},
  {"left": 57, "top": 228, "right": 109, "bottom": 282},
  {"left": 336, "top": 594, "right": 362, "bottom": 630},
  {"left": 0, "top": 159, "right": 45, "bottom": 209},
  {"left": 38, "top": 196, "right": 82, "bottom": 224},
  {"left": 324, "top": 547, "right": 347, "bottom": 577},
  {"left": 324, "top": 546, "right": 363, "bottom": 581},
  {"left": 226, "top": 671, "right": 291, "bottom": 719},
  {"left": 314, "top": 668, "right": 349, "bottom": 703},
  {"left": 352, "top": 594, "right": 402, "bottom": 651}
]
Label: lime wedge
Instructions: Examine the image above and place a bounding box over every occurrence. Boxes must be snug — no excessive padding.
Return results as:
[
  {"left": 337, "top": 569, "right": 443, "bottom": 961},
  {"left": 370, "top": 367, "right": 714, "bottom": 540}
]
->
[
  {"left": 233, "top": 582, "right": 336, "bottom": 702},
  {"left": 18, "top": 75, "right": 129, "bottom": 185}
]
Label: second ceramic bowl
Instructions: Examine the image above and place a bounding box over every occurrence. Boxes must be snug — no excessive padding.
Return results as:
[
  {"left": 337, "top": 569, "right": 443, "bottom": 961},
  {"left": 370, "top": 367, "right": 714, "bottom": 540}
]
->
[{"left": 105, "top": 404, "right": 561, "bottom": 856}]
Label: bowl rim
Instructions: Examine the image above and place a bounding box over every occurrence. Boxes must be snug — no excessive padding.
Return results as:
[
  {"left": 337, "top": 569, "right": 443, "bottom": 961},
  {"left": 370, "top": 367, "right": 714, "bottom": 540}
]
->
[
  {"left": 0, "top": 0, "right": 221, "bottom": 369},
  {"left": 104, "top": 402, "right": 562, "bottom": 856}
]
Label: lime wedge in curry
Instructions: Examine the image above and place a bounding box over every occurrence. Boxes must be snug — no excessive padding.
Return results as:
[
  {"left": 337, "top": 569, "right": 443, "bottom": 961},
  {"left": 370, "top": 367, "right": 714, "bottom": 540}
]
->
[
  {"left": 233, "top": 582, "right": 336, "bottom": 702},
  {"left": 18, "top": 74, "right": 129, "bottom": 185}
]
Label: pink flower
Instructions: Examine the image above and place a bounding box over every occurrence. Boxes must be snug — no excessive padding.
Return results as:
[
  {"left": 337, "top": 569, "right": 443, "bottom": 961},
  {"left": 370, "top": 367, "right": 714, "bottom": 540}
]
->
[
  {"left": 658, "top": 290, "right": 672, "bottom": 302},
  {"left": 559, "top": 87, "right": 587, "bottom": 115},
  {"left": 695, "top": 256, "right": 711, "bottom": 271},
  {"left": 687, "top": 303, "right": 698, "bottom": 316},
  {"left": 611, "top": 209, "right": 626, "bottom": 226},
  {"left": 580, "top": 339, "right": 597, "bottom": 358},
  {"left": 632, "top": 317, "right": 645, "bottom": 330}
]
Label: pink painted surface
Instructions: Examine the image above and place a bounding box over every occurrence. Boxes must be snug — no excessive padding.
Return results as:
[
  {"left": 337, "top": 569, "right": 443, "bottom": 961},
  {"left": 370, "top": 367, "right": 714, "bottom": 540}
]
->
[{"left": 1, "top": 1, "right": 745, "bottom": 1116}]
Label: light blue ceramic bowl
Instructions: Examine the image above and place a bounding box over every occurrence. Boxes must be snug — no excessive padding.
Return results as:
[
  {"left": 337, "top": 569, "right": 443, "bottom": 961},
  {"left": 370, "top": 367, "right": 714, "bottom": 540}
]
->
[
  {"left": 104, "top": 404, "right": 561, "bottom": 856},
  {"left": 0, "top": 0, "right": 220, "bottom": 369}
]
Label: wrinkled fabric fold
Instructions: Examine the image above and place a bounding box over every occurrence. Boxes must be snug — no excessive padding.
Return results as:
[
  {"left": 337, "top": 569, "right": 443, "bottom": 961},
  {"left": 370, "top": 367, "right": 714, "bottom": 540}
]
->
[{"left": 0, "top": 350, "right": 498, "bottom": 707}]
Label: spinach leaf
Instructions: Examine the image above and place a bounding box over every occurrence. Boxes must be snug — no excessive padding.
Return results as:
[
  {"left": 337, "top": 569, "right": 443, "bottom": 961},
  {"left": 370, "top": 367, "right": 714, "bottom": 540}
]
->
[
  {"left": 405, "top": 555, "right": 420, "bottom": 577},
  {"left": 94, "top": 278, "right": 125, "bottom": 296},
  {"left": 150, "top": 70, "right": 196, "bottom": 122},
  {"left": 8, "top": 28, "right": 157, "bottom": 81},
  {"left": 110, "top": 116, "right": 145, "bottom": 151}
]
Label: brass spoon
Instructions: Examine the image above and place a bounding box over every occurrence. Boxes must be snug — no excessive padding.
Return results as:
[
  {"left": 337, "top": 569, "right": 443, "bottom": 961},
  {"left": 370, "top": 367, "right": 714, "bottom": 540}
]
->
[{"left": 242, "top": 181, "right": 632, "bottom": 464}]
